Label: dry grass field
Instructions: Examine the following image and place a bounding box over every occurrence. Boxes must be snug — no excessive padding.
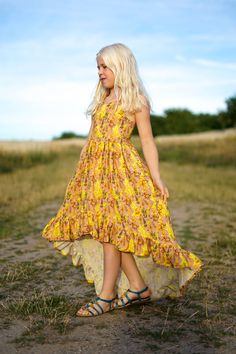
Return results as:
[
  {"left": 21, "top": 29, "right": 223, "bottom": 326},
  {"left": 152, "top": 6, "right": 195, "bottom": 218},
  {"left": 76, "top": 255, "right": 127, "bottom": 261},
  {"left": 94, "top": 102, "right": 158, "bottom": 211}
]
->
[{"left": 0, "top": 128, "right": 236, "bottom": 354}]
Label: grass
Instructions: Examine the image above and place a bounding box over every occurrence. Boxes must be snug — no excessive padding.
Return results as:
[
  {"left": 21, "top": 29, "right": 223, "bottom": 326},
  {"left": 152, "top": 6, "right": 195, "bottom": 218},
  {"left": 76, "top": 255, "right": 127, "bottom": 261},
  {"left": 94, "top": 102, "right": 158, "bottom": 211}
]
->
[
  {"left": 0, "top": 146, "right": 82, "bottom": 240},
  {"left": 0, "top": 261, "right": 42, "bottom": 284},
  {"left": 2, "top": 290, "right": 78, "bottom": 346},
  {"left": 131, "top": 128, "right": 236, "bottom": 167},
  {"left": 0, "top": 150, "right": 58, "bottom": 173},
  {"left": 3, "top": 290, "right": 75, "bottom": 319},
  {"left": 0, "top": 132, "right": 236, "bottom": 241},
  {"left": 157, "top": 135, "right": 236, "bottom": 167}
]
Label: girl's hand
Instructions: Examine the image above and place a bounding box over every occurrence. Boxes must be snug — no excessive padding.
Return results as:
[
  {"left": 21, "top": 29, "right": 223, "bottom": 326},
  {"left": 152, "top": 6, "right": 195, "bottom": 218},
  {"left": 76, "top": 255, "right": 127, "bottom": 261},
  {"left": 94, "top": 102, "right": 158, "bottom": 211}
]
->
[{"left": 152, "top": 176, "right": 169, "bottom": 202}]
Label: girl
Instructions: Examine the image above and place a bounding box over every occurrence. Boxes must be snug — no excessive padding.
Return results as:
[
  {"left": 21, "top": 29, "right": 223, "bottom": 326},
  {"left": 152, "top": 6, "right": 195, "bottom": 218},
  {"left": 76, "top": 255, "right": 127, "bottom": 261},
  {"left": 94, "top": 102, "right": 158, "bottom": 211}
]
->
[{"left": 42, "top": 43, "right": 203, "bottom": 317}]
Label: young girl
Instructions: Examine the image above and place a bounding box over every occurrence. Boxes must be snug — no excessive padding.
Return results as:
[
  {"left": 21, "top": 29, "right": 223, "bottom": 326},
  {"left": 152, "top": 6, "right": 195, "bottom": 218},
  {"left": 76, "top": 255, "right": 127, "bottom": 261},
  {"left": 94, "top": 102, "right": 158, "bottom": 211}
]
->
[{"left": 42, "top": 43, "right": 203, "bottom": 317}]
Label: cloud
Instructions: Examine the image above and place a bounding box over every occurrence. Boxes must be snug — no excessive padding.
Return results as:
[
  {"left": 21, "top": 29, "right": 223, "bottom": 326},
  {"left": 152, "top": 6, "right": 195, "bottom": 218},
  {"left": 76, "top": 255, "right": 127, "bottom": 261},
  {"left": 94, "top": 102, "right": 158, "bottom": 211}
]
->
[
  {"left": 188, "top": 34, "right": 236, "bottom": 44},
  {"left": 0, "top": 80, "right": 94, "bottom": 104},
  {"left": 193, "top": 58, "right": 236, "bottom": 70},
  {"left": 0, "top": 0, "right": 236, "bottom": 139}
]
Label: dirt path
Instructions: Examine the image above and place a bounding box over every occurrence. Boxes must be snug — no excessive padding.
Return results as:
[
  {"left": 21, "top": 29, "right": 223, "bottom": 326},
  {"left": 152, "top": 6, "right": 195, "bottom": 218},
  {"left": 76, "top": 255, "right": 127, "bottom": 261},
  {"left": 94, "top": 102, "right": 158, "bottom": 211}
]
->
[{"left": 1, "top": 200, "right": 235, "bottom": 354}]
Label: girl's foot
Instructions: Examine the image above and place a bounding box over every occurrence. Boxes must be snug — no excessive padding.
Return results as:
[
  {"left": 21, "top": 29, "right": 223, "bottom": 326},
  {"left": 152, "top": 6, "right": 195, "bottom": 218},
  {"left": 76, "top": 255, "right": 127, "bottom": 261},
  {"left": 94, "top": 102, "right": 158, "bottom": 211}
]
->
[
  {"left": 77, "top": 295, "right": 118, "bottom": 317},
  {"left": 113, "top": 286, "right": 152, "bottom": 309}
]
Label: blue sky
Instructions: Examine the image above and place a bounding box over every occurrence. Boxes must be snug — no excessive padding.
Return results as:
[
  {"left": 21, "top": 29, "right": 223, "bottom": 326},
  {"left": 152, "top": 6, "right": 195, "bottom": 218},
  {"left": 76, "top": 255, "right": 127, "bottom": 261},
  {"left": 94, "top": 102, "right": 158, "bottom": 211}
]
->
[{"left": 0, "top": 0, "right": 236, "bottom": 140}]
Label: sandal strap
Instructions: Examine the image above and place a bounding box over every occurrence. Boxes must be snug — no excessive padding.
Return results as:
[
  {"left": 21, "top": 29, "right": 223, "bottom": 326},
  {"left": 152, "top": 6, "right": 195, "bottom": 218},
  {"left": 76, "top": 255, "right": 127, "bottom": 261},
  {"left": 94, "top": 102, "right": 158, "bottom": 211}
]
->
[
  {"left": 121, "top": 297, "right": 125, "bottom": 307},
  {"left": 94, "top": 302, "right": 104, "bottom": 314},
  {"left": 83, "top": 301, "right": 105, "bottom": 316},
  {"left": 95, "top": 296, "right": 116, "bottom": 303},
  {"left": 125, "top": 292, "right": 132, "bottom": 304},
  {"left": 127, "top": 286, "right": 148, "bottom": 295},
  {"left": 95, "top": 296, "right": 117, "bottom": 312},
  {"left": 87, "top": 308, "right": 95, "bottom": 316},
  {"left": 96, "top": 296, "right": 117, "bottom": 310},
  {"left": 78, "top": 295, "right": 118, "bottom": 317},
  {"left": 116, "top": 292, "right": 133, "bottom": 308},
  {"left": 127, "top": 286, "right": 149, "bottom": 301}
]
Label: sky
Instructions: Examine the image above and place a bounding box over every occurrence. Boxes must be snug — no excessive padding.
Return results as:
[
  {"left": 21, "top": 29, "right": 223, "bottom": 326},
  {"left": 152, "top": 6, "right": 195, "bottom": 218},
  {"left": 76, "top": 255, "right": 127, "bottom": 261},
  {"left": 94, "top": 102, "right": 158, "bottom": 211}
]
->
[{"left": 0, "top": 0, "right": 236, "bottom": 140}]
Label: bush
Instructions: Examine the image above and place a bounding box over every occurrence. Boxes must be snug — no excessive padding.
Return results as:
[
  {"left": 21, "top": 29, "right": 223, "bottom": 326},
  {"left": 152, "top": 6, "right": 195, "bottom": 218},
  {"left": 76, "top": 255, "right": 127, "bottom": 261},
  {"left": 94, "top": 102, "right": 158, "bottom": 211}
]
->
[{"left": 52, "top": 131, "right": 86, "bottom": 140}]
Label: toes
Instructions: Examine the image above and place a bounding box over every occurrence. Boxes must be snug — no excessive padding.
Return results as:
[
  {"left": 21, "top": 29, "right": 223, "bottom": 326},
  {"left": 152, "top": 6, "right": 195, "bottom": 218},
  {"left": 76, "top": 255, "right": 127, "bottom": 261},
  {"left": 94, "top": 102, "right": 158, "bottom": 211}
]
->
[
  {"left": 77, "top": 307, "right": 94, "bottom": 316},
  {"left": 112, "top": 300, "right": 119, "bottom": 308},
  {"left": 77, "top": 304, "right": 93, "bottom": 316}
]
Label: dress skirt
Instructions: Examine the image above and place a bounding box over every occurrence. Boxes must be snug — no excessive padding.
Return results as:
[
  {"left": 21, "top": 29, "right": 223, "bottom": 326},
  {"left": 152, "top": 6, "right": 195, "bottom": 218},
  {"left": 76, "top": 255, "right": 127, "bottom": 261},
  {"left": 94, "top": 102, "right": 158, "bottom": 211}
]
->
[{"left": 42, "top": 102, "right": 203, "bottom": 300}]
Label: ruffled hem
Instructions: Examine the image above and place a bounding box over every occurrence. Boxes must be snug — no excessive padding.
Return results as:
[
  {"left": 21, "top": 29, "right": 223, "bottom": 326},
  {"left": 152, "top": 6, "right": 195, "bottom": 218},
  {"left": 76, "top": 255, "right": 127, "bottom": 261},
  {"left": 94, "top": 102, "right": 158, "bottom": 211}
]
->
[
  {"left": 43, "top": 219, "right": 203, "bottom": 273},
  {"left": 51, "top": 236, "right": 203, "bottom": 300}
]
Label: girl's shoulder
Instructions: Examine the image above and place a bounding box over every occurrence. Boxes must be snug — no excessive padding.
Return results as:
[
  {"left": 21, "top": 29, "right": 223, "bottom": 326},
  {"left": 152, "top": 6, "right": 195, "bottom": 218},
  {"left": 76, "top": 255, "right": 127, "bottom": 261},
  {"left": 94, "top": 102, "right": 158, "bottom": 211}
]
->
[
  {"left": 125, "top": 95, "right": 150, "bottom": 123},
  {"left": 139, "top": 94, "right": 151, "bottom": 109}
]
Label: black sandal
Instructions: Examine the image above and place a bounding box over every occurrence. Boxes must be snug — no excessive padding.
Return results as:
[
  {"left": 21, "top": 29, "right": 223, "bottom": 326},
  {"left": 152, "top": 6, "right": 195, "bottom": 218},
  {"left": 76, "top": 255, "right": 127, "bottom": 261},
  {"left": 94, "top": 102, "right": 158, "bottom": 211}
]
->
[
  {"left": 113, "top": 286, "right": 151, "bottom": 309},
  {"left": 77, "top": 295, "right": 117, "bottom": 317}
]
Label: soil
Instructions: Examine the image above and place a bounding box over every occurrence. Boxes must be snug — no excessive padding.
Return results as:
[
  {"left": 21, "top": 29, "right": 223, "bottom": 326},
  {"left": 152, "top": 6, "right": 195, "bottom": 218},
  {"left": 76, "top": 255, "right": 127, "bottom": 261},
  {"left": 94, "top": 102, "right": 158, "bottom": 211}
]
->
[{"left": 0, "top": 200, "right": 235, "bottom": 354}]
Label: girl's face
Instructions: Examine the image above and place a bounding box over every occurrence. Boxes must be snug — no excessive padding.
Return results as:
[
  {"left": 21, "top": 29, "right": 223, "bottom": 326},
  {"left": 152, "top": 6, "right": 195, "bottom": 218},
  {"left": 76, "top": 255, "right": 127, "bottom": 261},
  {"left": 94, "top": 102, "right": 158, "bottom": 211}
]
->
[{"left": 97, "top": 56, "right": 115, "bottom": 90}]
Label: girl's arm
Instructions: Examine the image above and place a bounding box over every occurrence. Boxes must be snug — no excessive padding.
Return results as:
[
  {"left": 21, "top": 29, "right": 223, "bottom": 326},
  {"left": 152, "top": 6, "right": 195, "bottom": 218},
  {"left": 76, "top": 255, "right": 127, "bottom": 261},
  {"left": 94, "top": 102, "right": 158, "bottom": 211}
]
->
[{"left": 134, "top": 101, "right": 169, "bottom": 201}]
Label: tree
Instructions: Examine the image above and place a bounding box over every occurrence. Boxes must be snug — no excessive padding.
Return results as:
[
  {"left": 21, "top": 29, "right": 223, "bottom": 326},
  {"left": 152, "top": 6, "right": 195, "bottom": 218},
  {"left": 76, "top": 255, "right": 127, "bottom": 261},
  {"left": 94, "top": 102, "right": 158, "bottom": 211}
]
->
[
  {"left": 225, "top": 95, "right": 236, "bottom": 127},
  {"left": 163, "top": 108, "right": 195, "bottom": 134},
  {"left": 52, "top": 131, "right": 86, "bottom": 140}
]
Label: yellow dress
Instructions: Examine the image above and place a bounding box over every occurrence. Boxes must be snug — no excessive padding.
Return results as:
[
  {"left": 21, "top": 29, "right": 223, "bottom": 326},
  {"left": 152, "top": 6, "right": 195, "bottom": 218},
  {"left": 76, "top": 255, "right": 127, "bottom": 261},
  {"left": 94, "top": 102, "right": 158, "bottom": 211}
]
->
[{"left": 42, "top": 101, "right": 203, "bottom": 300}]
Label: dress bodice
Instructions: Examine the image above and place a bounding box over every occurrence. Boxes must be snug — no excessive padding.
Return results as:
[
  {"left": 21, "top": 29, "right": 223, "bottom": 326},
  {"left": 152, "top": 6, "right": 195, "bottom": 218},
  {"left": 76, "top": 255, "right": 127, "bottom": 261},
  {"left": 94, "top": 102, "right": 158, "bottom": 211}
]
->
[{"left": 89, "top": 102, "right": 136, "bottom": 142}]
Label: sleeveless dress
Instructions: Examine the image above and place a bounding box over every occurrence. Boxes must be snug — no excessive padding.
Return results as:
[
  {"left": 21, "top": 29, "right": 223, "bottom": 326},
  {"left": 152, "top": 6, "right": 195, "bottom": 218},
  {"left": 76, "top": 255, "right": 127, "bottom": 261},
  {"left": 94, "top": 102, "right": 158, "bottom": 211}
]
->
[{"left": 42, "top": 101, "right": 203, "bottom": 300}]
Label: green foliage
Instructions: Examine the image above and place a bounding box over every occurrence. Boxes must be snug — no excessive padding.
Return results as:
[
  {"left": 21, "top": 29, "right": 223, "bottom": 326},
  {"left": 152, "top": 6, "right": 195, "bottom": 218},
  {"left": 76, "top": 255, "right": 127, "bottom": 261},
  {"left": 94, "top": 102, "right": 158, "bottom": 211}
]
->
[
  {"left": 163, "top": 108, "right": 195, "bottom": 134},
  {"left": 0, "top": 150, "right": 58, "bottom": 173},
  {"left": 224, "top": 95, "right": 236, "bottom": 127},
  {"left": 52, "top": 131, "right": 86, "bottom": 140},
  {"left": 132, "top": 93, "right": 236, "bottom": 137}
]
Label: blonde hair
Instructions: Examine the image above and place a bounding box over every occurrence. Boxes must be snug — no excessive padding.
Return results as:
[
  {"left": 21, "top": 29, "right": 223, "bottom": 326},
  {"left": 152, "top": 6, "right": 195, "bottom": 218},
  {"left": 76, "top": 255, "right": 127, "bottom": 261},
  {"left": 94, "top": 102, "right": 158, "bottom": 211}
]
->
[{"left": 86, "top": 43, "right": 152, "bottom": 118}]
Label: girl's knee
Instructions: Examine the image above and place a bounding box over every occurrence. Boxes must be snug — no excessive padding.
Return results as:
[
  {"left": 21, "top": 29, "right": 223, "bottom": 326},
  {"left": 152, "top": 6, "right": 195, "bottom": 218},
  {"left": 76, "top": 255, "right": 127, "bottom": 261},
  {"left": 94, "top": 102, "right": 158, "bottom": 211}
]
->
[{"left": 103, "top": 242, "right": 120, "bottom": 252}]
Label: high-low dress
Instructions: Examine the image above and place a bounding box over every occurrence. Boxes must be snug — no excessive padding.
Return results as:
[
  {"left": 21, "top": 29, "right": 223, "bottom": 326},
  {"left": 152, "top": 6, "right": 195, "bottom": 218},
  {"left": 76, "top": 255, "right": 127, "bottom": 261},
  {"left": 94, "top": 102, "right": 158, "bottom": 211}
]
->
[{"left": 42, "top": 101, "right": 203, "bottom": 300}]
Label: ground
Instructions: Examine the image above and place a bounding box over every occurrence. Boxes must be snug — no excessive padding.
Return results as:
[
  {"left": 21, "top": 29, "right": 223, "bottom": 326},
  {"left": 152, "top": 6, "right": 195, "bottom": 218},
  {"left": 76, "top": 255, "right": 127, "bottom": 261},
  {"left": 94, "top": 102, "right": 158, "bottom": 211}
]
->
[
  {"left": 0, "top": 130, "right": 235, "bottom": 354},
  {"left": 1, "top": 198, "right": 235, "bottom": 354}
]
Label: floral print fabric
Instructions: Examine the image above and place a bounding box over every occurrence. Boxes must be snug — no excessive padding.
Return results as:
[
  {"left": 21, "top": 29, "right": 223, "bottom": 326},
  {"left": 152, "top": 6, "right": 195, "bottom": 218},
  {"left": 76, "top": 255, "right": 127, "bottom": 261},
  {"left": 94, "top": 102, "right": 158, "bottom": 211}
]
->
[{"left": 42, "top": 102, "right": 203, "bottom": 299}]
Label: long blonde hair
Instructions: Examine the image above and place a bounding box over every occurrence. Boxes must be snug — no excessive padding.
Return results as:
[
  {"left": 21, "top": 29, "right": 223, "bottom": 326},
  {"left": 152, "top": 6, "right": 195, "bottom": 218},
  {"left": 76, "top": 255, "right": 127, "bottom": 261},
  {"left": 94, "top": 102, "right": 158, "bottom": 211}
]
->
[{"left": 86, "top": 43, "right": 152, "bottom": 118}]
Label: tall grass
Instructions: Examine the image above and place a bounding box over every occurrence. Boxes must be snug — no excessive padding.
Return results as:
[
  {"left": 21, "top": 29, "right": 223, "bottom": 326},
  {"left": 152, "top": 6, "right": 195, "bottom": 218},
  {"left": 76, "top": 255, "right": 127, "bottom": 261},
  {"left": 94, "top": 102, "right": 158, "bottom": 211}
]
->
[
  {"left": 156, "top": 135, "right": 236, "bottom": 167},
  {"left": 0, "top": 146, "right": 82, "bottom": 239},
  {"left": 0, "top": 150, "right": 58, "bottom": 173},
  {"left": 0, "top": 131, "right": 236, "bottom": 240}
]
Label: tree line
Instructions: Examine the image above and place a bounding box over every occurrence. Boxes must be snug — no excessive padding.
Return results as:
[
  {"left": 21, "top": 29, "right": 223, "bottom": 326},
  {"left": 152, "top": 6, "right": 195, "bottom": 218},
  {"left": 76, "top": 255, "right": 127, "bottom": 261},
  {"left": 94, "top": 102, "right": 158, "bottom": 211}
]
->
[
  {"left": 53, "top": 94, "right": 236, "bottom": 140},
  {"left": 134, "top": 94, "right": 236, "bottom": 136}
]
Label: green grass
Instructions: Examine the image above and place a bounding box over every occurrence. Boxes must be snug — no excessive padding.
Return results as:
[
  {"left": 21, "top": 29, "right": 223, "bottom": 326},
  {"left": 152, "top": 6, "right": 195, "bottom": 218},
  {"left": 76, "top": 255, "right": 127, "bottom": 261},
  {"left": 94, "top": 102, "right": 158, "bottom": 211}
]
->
[
  {"left": 138, "top": 135, "right": 236, "bottom": 167},
  {"left": 158, "top": 136, "right": 236, "bottom": 167},
  {"left": 0, "top": 150, "right": 59, "bottom": 173},
  {"left": 1, "top": 137, "right": 236, "bottom": 241},
  {"left": 1, "top": 261, "right": 42, "bottom": 284},
  {"left": 4, "top": 290, "right": 75, "bottom": 319},
  {"left": 0, "top": 147, "right": 82, "bottom": 240}
]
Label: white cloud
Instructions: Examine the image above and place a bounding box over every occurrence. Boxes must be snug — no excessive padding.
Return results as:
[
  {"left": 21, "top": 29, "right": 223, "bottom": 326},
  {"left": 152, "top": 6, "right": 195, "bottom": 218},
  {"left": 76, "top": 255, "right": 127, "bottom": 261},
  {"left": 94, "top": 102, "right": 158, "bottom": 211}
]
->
[
  {"left": 0, "top": 80, "right": 95, "bottom": 104},
  {"left": 0, "top": 0, "right": 236, "bottom": 139},
  {"left": 188, "top": 34, "right": 236, "bottom": 44},
  {"left": 193, "top": 58, "right": 236, "bottom": 70}
]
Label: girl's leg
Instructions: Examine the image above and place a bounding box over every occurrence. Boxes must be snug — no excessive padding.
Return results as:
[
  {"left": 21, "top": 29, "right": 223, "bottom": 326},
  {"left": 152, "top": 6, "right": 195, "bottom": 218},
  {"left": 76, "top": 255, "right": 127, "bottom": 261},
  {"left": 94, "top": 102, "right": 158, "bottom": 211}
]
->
[
  {"left": 120, "top": 252, "right": 151, "bottom": 299},
  {"left": 99, "top": 242, "right": 121, "bottom": 299},
  {"left": 77, "top": 242, "right": 121, "bottom": 315}
]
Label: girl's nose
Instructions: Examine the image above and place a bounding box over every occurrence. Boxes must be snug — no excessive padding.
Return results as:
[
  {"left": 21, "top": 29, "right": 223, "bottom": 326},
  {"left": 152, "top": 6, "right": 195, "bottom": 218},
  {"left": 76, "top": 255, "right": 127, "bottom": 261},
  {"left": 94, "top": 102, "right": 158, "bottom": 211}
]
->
[{"left": 98, "top": 67, "right": 104, "bottom": 76}]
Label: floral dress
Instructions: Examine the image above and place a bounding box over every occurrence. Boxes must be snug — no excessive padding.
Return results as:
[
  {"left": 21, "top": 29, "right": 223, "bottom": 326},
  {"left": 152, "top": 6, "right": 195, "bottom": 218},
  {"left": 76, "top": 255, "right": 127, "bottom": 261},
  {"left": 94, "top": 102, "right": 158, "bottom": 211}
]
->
[{"left": 42, "top": 101, "right": 203, "bottom": 299}]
